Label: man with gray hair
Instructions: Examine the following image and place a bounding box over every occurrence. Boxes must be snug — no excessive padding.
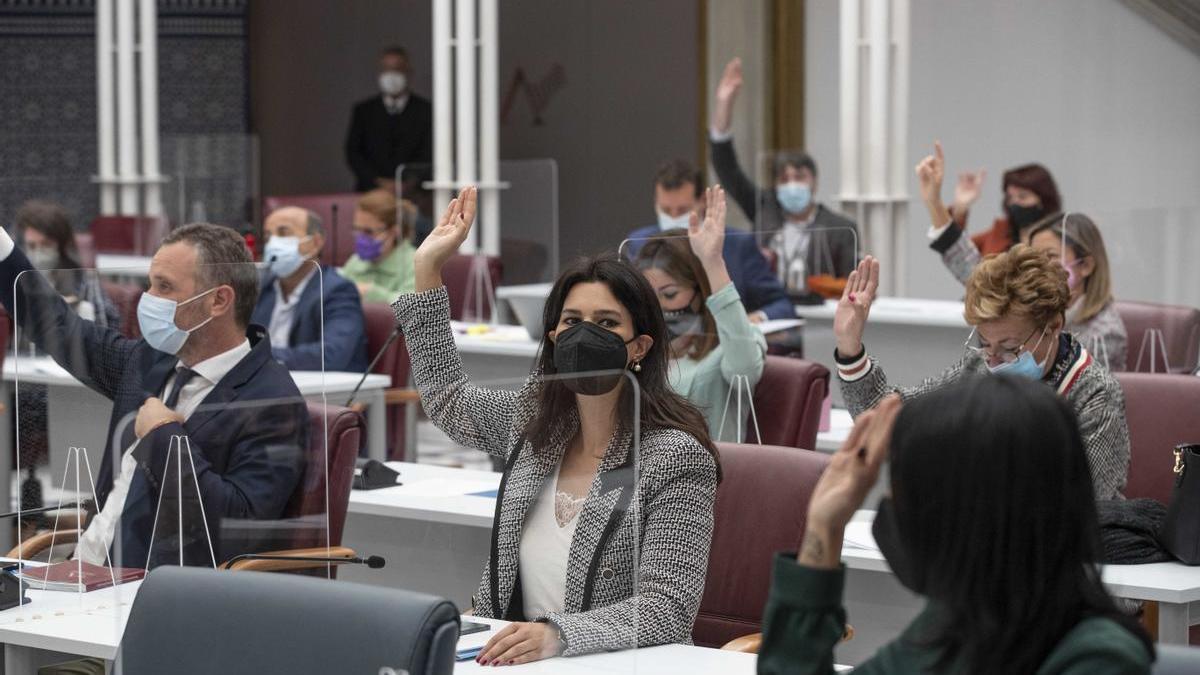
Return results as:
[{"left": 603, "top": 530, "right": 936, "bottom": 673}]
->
[
  {"left": 0, "top": 222, "right": 307, "bottom": 569},
  {"left": 252, "top": 206, "right": 368, "bottom": 372}
]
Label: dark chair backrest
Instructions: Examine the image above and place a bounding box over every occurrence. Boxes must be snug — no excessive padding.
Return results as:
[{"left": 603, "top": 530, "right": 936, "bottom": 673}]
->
[
  {"left": 263, "top": 193, "right": 362, "bottom": 267},
  {"left": 1115, "top": 373, "right": 1200, "bottom": 504},
  {"left": 694, "top": 442, "right": 829, "bottom": 648},
  {"left": 1154, "top": 644, "right": 1200, "bottom": 674},
  {"left": 362, "top": 302, "right": 412, "bottom": 460},
  {"left": 100, "top": 280, "right": 144, "bottom": 339},
  {"left": 1115, "top": 300, "right": 1200, "bottom": 374},
  {"left": 88, "top": 216, "right": 168, "bottom": 255},
  {"left": 749, "top": 355, "right": 830, "bottom": 450},
  {"left": 442, "top": 254, "right": 503, "bottom": 321},
  {"left": 282, "top": 403, "right": 363, "bottom": 549},
  {"left": 116, "top": 566, "right": 460, "bottom": 675}
]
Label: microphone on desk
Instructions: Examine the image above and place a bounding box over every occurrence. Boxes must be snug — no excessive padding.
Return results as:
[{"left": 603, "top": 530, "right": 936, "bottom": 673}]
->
[
  {"left": 221, "top": 552, "right": 386, "bottom": 570},
  {"left": 345, "top": 326, "right": 401, "bottom": 408}
]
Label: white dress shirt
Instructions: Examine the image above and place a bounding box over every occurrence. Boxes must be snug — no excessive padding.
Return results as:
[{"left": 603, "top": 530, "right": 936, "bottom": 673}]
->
[
  {"left": 384, "top": 93, "right": 410, "bottom": 115},
  {"left": 518, "top": 465, "right": 580, "bottom": 619},
  {"left": 75, "top": 339, "right": 253, "bottom": 566},
  {"left": 267, "top": 267, "right": 316, "bottom": 352}
]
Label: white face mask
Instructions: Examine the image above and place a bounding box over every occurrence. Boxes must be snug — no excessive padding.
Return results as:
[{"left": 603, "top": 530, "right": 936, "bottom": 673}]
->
[
  {"left": 656, "top": 209, "right": 690, "bottom": 232},
  {"left": 137, "top": 287, "right": 217, "bottom": 355},
  {"left": 379, "top": 72, "right": 407, "bottom": 97},
  {"left": 263, "top": 235, "right": 312, "bottom": 278}
]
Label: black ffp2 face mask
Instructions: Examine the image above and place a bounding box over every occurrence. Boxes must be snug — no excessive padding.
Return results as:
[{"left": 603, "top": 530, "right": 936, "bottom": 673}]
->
[
  {"left": 872, "top": 495, "right": 924, "bottom": 594},
  {"left": 1005, "top": 203, "right": 1045, "bottom": 231},
  {"left": 551, "top": 321, "right": 634, "bottom": 396}
]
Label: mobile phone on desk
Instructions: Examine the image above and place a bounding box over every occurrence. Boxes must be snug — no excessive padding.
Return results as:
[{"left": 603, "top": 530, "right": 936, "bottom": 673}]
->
[
  {"left": 455, "top": 646, "right": 483, "bottom": 662},
  {"left": 460, "top": 619, "right": 490, "bottom": 636}
]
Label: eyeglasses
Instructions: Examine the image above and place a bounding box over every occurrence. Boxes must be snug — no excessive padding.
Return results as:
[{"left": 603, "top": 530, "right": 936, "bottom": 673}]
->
[
  {"left": 963, "top": 327, "right": 1043, "bottom": 365},
  {"left": 353, "top": 225, "right": 391, "bottom": 238}
]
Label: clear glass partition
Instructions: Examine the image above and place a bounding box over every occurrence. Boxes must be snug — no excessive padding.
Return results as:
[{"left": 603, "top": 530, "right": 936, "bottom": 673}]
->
[
  {"left": 6, "top": 260, "right": 329, "bottom": 639},
  {"left": 161, "top": 133, "right": 260, "bottom": 236}
]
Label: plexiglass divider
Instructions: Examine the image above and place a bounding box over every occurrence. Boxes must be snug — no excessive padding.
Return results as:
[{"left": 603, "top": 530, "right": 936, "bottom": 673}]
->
[{"left": 7, "top": 259, "right": 328, "bottom": 647}]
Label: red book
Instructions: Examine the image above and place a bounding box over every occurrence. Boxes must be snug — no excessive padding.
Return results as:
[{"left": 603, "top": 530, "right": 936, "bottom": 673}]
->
[{"left": 17, "top": 561, "right": 145, "bottom": 592}]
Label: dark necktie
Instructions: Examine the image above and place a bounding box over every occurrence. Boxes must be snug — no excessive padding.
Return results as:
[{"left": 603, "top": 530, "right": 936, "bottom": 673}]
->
[{"left": 164, "top": 367, "right": 199, "bottom": 410}]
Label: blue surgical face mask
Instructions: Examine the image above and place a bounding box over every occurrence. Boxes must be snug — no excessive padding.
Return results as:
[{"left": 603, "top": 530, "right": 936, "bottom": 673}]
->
[
  {"left": 137, "top": 287, "right": 217, "bottom": 355},
  {"left": 656, "top": 209, "right": 691, "bottom": 232},
  {"left": 264, "top": 235, "right": 311, "bottom": 278},
  {"left": 987, "top": 329, "right": 1050, "bottom": 379},
  {"left": 775, "top": 181, "right": 812, "bottom": 214}
]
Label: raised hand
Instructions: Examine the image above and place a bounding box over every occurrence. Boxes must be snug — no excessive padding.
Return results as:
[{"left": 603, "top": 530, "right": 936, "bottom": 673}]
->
[
  {"left": 833, "top": 255, "right": 879, "bottom": 358},
  {"left": 799, "top": 395, "right": 901, "bottom": 569},
  {"left": 712, "top": 58, "right": 743, "bottom": 135},
  {"left": 914, "top": 140, "right": 945, "bottom": 206},
  {"left": 689, "top": 186, "right": 732, "bottom": 292},
  {"left": 414, "top": 186, "right": 477, "bottom": 292},
  {"left": 952, "top": 168, "right": 986, "bottom": 212}
]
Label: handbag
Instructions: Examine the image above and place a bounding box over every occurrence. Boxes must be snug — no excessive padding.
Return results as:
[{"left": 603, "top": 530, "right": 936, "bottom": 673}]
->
[{"left": 1159, "top": 443, "right": 1200, "bottom": 564}]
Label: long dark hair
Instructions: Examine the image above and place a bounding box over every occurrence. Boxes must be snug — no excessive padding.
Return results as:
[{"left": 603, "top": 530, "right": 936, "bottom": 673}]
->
[
  {"left": 633, "top": 232, "right": 719, "bottom": 360},
  {"left": 889, "top": 376, "right": 1152, "bottom": 673},
  {"left": 527, "top": 253, "right": 719, "bottom": 473},
  {"left": 14, "top": 200, "right": 82, "bottom": 269}
]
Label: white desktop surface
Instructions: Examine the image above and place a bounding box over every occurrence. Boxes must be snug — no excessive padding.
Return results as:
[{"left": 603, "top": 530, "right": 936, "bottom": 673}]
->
[
  {"left": 348, "top": 462, "right": 499, "bottom": 529},
  {"left": 0, "top": 580, "right": 139, "bottom": 661},
  {"left": 794, "top": 297, "right": 967, "bottom": 329},
  {"left": 93, "top": 254, "right": 152, "bottom": 276}
]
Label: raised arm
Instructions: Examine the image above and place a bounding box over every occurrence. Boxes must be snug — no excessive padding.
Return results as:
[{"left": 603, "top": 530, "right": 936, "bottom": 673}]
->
[
  {"left": 708, "top": 58, "right": 759, "bottom": 221},
  {"left": 689, "top": 188, "right": 766, "bottom": 383},
  {"left": 0, "top": 230, "right": 135, "bottom": 400},
  {"left": 391, "top": 187, "right": 526, "bottom": 457},
  {"left": 759, "top": 399, "right": 900, "bottom": 674},
  {"left": 918, "top": 141, "right": 983, "bottom": 285}
]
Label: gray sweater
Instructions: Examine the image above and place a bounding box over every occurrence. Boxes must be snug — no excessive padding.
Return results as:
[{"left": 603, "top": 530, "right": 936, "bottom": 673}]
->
[{"left": 839, "top": 333, "right": 1130, "bottom": 501}]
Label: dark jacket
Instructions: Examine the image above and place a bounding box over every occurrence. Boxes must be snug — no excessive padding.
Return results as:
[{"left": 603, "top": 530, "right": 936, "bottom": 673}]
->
[
  {"left": 758, "top": 555, "right": 1153, "bottom": 674},
  {"left": 710, "top": 137, "right": 859, "bottom": 280},
  {"left": 251, "top": 266, "right": 368, "bottom": 372},
  {"left": 0, "top": 248, "right": 307, "bottom": 568},
  {"left": 624, "top": 224, "right": 794, "bottom": 321},
  {"left": 345, "top": 94, "right": 433, "bottom": 192}
]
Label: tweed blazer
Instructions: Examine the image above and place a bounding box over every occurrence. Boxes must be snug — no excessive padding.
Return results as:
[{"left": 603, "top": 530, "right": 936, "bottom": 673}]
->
[
  {"left": 839, "top": 333, "right": 1130, "bottom": 501},
  {"left": 392, "top": 287, "right": 718, "bottom": 656}
]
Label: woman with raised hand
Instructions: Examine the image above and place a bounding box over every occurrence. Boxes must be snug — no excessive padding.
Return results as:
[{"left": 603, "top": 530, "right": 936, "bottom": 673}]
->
[
  {"left": 919, "top": 141, "right": 1062, "bottom": 284},
  {"left": 391, "top": 187, "right": 719, "bottom": 665},
  {"left": 833, "top": 247, "right": 1130, "bottom": 500},
  {"left": 634, "top": 186, "right": 766, "bottom": 442},
  {"left": 758, "top": 379, "right": 1154, "bottom": 674}
]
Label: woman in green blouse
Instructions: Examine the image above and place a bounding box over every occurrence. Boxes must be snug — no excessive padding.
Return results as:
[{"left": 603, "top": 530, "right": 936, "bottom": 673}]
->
[
  {"left": 759, "top": 373, "right": 1154, "bottom": 674},
  {"left": 340, "top": 188, "right": 417, "bottom": 302},
  {"left": 635, "top": 186, "right": 766, "bottom": 443}
]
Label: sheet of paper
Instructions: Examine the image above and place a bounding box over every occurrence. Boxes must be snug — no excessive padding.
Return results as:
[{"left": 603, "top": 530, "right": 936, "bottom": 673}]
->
[{"left": 842, "top": 520, "right": 879, "bottom": 551}]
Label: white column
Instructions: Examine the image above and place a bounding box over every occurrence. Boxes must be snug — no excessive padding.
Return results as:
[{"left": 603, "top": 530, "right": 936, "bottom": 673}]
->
[
  {"left": 838, "top": 0, "right": 909, "bottom": 295},
  {"left": 115, "top": 0, "right": 139, "bottom": 215},
  {"left": 454, "top": 0, "right": 478, "bottom": 254},
  {"left": 138, "top": 0, "right": 161, "bottom": 216},
  {"left": 96, "top": 0, "right": 116, "bottom": 215},
  {"left": 479, "top": 0, "right": 500, "bottom": 257},
  {"left": 432, "top": 0, "right": 453, "bottom": 220}
]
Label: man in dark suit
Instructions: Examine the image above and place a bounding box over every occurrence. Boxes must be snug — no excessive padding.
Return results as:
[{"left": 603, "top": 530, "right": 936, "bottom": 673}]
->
[
  {"left": 345, "top": 45, "right": 433, "bottom": 193},
  {"left": 253, "top": 206, "right": 368, "bottom": 372},
  {"left": 0, "top": 223, "right": 307, "bottom": 569},
  {"left": 623, "top": 159, "right": 794, "bottom": 321}
]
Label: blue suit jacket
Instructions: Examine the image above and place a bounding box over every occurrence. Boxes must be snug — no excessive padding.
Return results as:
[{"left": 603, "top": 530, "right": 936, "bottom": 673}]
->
[
  {"left": 625, "top": 224, "right": 794, "bottom": 320},
  {"left": 251, "top": 266, "right": 368, "bottom": 373},
  {"left": 0, "top": 248, "right": 308, "bottom": 568}
]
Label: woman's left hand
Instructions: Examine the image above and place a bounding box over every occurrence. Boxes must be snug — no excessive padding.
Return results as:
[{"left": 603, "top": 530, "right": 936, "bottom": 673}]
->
[
  {"left": 688, "top": 186, "right": 726, "bottom": 265},
  {"left": 476, "top": 621, "right": 563, "bottom": 666}
]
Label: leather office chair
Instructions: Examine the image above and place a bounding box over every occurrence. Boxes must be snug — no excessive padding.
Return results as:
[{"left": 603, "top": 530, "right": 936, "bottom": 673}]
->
[
  {"left": 360, "top": 302, "right": 417, "bottom": 461},
  {"left": 100, "top": 281, "right": 144, "bottom": 339},
  {"left": 88, "top": 216, "right": 167, "bottom": 255},
  {"left": 693, "top": 442, "right": 830, "bottom": 648},
  {"left": 442, "top": 253, "right": 503, "bottom": 321},
  {"left": 115, "top": 566, "right": 460, "bottom": 675},
  {"left": 1115, "top": 373, "right": 1200, "bottom": 505},
  {"left": 9, "top": 403, "right": 364, "bottom": 574},
  {"left": 1115, "top": 301, "right": 1200, "bottom": 374},
  {"left": 748, "top": 356, "right": 830, "bottom": 450},
  {"left": 262, "top": 193, "right": 362, "bottom": 267}
]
